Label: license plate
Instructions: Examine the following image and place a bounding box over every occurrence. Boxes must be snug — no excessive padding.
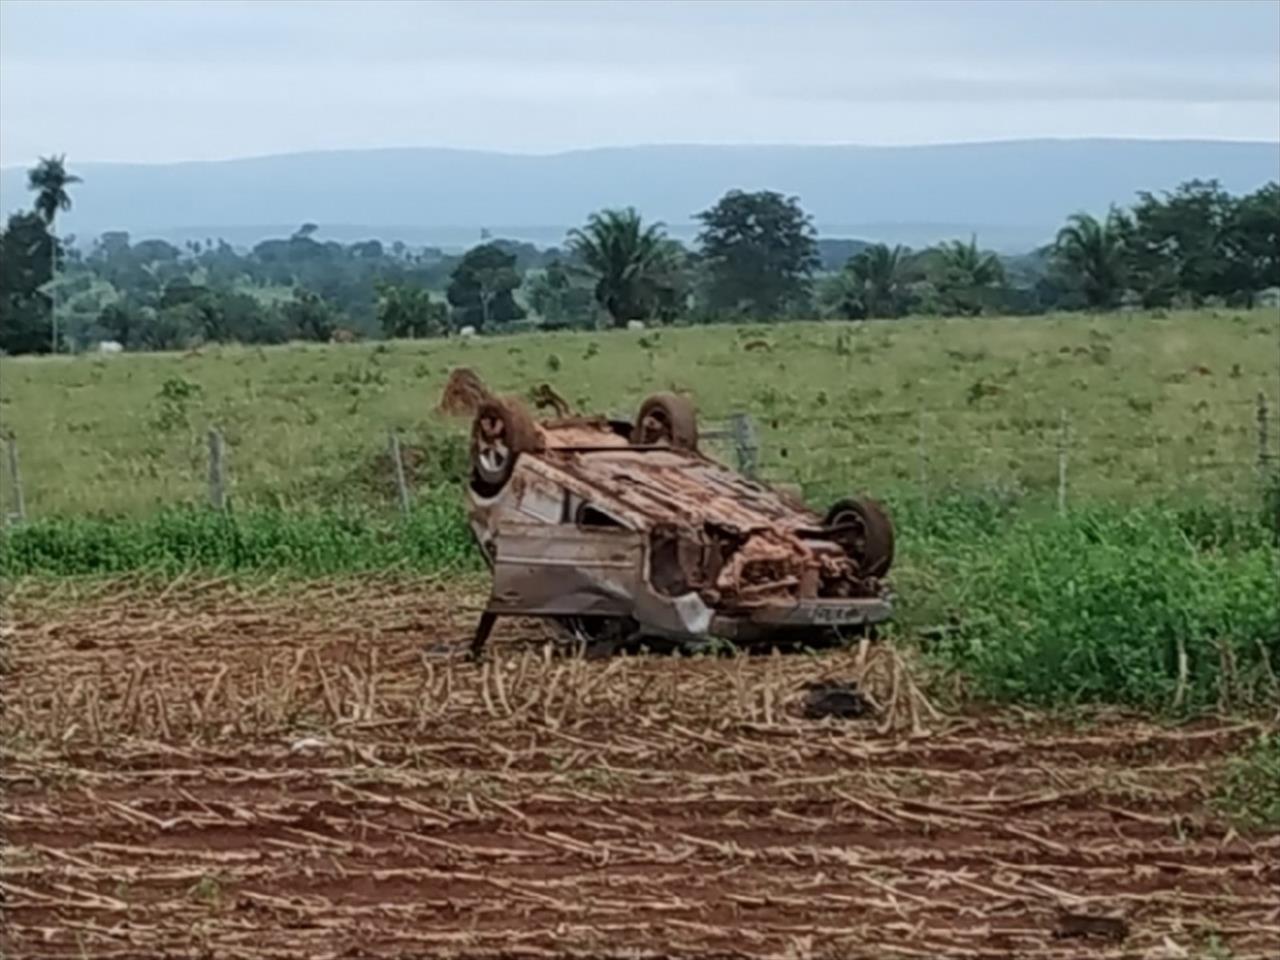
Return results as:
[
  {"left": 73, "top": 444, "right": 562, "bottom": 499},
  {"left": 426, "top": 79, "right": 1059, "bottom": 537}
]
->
[{"left": 810, "top": 604, "right": 870, "bottom": 624}]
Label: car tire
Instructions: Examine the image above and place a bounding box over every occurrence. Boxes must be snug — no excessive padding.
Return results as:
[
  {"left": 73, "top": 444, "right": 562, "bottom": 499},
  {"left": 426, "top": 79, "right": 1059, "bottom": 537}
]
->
[
  {"left": 470, "top": 399, "right": 541, "bottom": 496},
  {"left": 631, "top": 393, "right": 698, "bottom": 451},
  {"left": 824, "top": 496, "right": 895, "bottom": 578}
]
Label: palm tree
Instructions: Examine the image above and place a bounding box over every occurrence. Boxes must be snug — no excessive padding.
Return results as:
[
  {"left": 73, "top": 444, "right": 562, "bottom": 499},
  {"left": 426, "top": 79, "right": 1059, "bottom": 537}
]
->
[
  {"left": 566, "top": 208, "right": 670, "bottom": 326},
  {"left": 936, "top": 236, "right": 1004, "bottom": 316},
  {"left": 1054, "top": 210, "right": 1128, "bottom": 309},
  {"left": 27, "top": 155, "right": 82, "bottom": 352},
  {"left": 28, "top": 154, "right": 81, "bottom": 226},
  {"left": 848, "top": 243, "right": 905, "bottom": 318},
  {"left": 939, "top": 236, "right": 1003, "bottom": 286}
]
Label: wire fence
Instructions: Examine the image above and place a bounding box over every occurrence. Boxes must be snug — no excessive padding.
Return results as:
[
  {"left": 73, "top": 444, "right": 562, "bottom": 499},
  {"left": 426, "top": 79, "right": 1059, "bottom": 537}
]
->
[
  {"left": 715, "top": 393, "right": 1278, "bottom": 514},
  {"left": 2, "top": 393, "right": 1277, "bottom": 525},
  {"left": 585, "top": 405, "right": 1242, "bottom": 512}
]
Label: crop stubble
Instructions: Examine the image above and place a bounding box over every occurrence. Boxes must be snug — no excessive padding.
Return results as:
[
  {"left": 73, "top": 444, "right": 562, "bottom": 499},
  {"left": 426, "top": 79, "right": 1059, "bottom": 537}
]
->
[{"left": 2, "top": 579, "right": 1277, "bottom": 959}]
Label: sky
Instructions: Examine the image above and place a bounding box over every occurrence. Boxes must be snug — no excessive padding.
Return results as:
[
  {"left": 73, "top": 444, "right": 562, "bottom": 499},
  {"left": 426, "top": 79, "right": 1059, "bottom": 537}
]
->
[{"left": 1, "top": 0, "right": 1277, "bottom": 168}]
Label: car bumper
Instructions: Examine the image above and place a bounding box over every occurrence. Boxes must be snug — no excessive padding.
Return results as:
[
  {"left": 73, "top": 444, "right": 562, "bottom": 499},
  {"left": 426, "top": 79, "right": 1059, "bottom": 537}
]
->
[{"left": 711, "top": 596, "right": 893, "bottom": 636}]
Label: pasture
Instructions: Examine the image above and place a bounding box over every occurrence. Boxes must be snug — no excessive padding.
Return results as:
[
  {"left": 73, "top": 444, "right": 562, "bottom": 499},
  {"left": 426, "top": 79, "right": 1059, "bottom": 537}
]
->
[{"left": 1, "top": 309, "right": 1275, "bottom": 517}]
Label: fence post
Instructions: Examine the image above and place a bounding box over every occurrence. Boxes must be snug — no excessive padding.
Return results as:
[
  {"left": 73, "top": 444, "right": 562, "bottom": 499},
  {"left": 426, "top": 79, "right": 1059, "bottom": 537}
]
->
[
  {"left": 1056, "top": 408, "right": 1069, "bottom": 517},
  {"left": 5, "top": 434, "right": 26, "bottom": 525},
  {"left": 389, "top": 431, "right": 411, "bottom": 516},
  {"left": 916, "top": 405, "right": 928, "bottom": 507},
  {"left": 730, "top": 413, "right": 759, "bottom": 480},
  {"left": 1258, "top": 392, "right": 1271, "bottom": 479},
  {"left": 207, "top": 427, "right": 226, "bottom": 512},
  {"left": 1260, "top": 392, "right": 1280, "bottom": 542}
]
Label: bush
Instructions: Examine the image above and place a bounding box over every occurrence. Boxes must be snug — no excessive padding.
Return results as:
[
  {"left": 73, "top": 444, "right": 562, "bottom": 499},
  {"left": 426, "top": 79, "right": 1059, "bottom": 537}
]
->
[
  {"left": 0, "top": 495, "right": 479, "bottom": 578},
  {"left": 927, "top": 505, "right": 1280, "bottom": 711}
]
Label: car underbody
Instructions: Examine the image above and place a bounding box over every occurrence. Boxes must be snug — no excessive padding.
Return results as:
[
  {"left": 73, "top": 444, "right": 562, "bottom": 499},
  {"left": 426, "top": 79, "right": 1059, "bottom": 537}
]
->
[{"left": 440, "top": 369, "right": 895, "bottom": 656}]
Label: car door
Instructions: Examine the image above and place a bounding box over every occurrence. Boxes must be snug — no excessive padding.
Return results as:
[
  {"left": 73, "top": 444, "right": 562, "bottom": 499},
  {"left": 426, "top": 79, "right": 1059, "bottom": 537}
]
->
[{"left": 486, "top": 521, "right": 645, "bottom": 617}]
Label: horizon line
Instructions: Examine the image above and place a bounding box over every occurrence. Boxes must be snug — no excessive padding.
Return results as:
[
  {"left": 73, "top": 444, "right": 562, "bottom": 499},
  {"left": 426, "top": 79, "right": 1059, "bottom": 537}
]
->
[{"left": 3, "top": 135, "right": 1278, "bottom": 171}]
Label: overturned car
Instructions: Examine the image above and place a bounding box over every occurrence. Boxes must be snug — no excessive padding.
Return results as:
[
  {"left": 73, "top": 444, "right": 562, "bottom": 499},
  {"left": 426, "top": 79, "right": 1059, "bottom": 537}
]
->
[{"left": 442, "top": 370, "right": 895, "bottom": 656}]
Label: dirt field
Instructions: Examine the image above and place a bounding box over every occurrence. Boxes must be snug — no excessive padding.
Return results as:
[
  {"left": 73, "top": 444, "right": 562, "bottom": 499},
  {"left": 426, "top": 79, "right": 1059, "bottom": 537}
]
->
[{"left": 2, "top": 578, "right": 1277, "bottom": 960}]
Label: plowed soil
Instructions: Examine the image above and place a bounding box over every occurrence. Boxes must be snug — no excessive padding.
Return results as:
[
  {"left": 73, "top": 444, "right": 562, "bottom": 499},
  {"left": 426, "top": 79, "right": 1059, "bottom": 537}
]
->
[{"left": 2, "top": 578, "right": 1277, "bottom": 959}]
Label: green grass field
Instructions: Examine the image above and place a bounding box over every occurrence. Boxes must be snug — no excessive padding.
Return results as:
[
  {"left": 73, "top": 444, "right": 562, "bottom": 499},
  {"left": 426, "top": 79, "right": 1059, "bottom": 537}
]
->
[
  {"left": 1, "top": 309, "right": 1275, "bottom": 517},
  {"left": 3, "top": 309, "right": 1277, "bottom": 714}
]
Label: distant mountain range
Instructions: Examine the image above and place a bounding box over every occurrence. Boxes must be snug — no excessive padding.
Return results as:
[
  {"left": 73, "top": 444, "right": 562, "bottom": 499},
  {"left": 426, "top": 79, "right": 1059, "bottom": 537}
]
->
[{"left": 2, "top": 139, "right": 1276, "bottom": 253}]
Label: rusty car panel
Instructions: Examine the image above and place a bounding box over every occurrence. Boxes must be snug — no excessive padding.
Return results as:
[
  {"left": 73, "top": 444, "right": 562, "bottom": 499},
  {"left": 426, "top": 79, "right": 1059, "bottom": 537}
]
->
[
  {"left": 488, "top": 523, "right": 644, "bottom": 617},
  {"left": 441, "top": 369, "right": 895, "bottom": 654}
]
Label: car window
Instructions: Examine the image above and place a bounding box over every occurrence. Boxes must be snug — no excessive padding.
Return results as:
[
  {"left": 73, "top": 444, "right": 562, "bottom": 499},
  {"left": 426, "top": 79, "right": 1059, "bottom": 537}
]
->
[{"left": 576, "top": 503, "right": 623, "bottom": 528}]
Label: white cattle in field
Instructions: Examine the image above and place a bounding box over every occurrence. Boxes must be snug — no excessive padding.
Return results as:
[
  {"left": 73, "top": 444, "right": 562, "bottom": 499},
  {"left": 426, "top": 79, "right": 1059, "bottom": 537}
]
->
[
  {"left": 459, "top": 326, "right": 477, "bottom": 338},
  {"left": 97, "top": 340, "right": 124, "bottom": 354},
  {"left": 626, "top": 320, "right": 645, "bottom": 331}
]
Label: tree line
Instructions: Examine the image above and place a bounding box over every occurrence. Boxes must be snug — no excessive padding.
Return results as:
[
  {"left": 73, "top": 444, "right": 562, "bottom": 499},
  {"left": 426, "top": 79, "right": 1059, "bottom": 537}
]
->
[{"left": 1, "top": 155, "right": 1276, "bottom": 354}]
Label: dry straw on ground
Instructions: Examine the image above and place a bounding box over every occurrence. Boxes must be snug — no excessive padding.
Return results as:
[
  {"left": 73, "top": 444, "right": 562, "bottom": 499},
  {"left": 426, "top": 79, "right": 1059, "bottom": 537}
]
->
[{"left": 2, "top": 578, "right": 1277, "bottom": 959}]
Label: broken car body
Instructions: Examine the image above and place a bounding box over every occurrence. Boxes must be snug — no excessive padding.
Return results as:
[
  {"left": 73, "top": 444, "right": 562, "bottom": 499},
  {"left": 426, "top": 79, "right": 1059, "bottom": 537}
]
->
[{"left": 441, "top": 370, "right": 895, "bottom": 655}]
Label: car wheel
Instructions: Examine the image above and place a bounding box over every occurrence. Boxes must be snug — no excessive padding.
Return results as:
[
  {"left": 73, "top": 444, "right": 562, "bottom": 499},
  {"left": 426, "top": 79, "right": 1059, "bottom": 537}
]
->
[
  {"left": 470, "top": 400, "right": 540, "bottom": 495},
  {"left": 631, "top": 393, "right": 698, "bottom": 450},
  {"left": 824, "top": 497, "right": 895, "bottom": 578}
]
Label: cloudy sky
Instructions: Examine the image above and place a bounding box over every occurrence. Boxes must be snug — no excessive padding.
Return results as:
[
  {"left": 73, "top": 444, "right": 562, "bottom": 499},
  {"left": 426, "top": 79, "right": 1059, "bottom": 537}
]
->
[{"left": 1, "top": 0, "right": 1277, "bottom": 167}]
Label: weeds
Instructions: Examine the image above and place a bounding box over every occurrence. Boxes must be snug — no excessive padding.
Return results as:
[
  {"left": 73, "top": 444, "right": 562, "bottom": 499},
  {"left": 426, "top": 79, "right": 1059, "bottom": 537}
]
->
[
  {"left": 1214, "top": 734, "right": 1280, "bottom": 829},
  {"left": 0, "top": 496, "right": 477, "bottom": 578},
  {"left": 912, "top": 498, "right": 1279, "bottom": 712},
  {"left": 4, "top": 492, "right": 1276, "bottom": 716},
  {"left": 152, "top": 375, "right": 202, "bottom": 431}
]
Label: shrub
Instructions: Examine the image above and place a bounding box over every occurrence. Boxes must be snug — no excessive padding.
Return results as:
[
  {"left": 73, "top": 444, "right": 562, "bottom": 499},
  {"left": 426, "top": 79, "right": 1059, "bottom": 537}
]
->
[
  {"left": 0, "top": 496, "right": 478, "bottom": 578},
  {"left": 928, "top": 505, "right": 1280, "bottom": 711}
]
